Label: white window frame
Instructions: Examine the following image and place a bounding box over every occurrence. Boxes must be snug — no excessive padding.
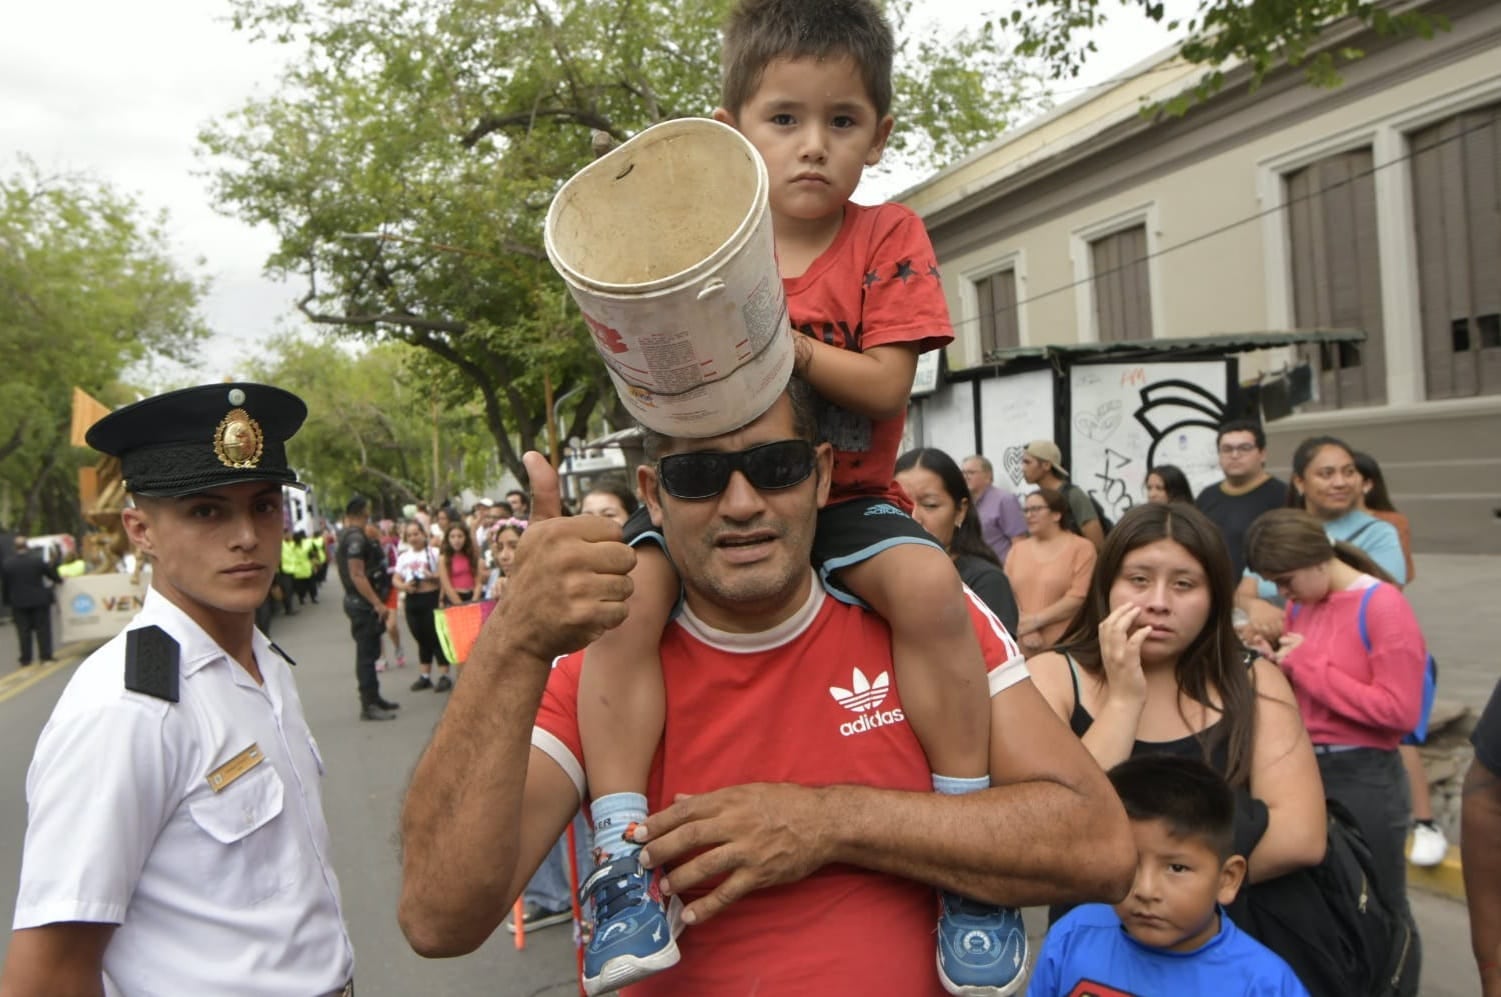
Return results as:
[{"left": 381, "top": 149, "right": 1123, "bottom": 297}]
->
[
  {"left": 959, "top": 249, "right": 1028, "bottom": 367},
  {"left": 1069, "top": 203, "right": 1163, "bottom": 344},
  {"left": 1256, "top": 75, "right": 1501, "bottom": 406}
]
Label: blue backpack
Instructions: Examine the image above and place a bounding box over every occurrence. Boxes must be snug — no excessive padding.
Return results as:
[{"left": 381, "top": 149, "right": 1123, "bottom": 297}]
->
[{"left": 1291, "top": 585, "right": 1437, "bottom": 742}]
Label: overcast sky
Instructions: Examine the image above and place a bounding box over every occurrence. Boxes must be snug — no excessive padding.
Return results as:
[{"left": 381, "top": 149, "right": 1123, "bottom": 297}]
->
[{"left": 1, "top": 1, "right": 1188, "bottom": 385}]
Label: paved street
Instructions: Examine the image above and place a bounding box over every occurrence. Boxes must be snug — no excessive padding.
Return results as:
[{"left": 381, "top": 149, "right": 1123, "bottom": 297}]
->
[
  {"left": 0, "top": 553, "right": 1494, "bottom": 995},
  {"left": 0, "top": 594, "right": 581, "bottom": 996}
]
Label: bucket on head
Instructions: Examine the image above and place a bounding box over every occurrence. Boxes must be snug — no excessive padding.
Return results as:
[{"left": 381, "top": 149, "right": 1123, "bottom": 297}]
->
[{"left": 545, "top": 117, "right": 793, "bottom": 439}]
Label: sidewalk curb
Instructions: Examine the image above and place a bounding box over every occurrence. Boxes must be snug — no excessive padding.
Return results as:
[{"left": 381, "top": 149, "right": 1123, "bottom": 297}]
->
[{"left": 1408, "top": 846, "right": 1465, "bottom": 902}]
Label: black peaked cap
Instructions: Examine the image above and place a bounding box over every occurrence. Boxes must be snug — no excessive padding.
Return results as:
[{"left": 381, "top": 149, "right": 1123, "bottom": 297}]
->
[{"left": 85, "top": 383, "right": 308, "bottom": 497}]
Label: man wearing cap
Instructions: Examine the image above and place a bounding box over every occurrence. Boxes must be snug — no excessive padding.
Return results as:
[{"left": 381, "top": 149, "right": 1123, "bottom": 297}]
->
[
  {"left": 335, "top": 496, "right": 400, "bottom": 721},
  {"left": 0, "top": 384, "right": 355, "bottom": 997},
  {"left": 1021, "top": 440, "right": 1103, "bottom": 551}
]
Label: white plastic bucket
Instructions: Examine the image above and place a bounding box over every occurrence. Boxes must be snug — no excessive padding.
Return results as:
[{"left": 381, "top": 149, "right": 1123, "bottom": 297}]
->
[{"left": 545, "top": 117, "right": 793, "bottom": 439}]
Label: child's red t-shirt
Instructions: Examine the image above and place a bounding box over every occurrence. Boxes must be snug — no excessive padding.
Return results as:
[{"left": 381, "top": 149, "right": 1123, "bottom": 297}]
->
[{"left": 783, "top": 202, "right": 954, "bottom": 506}]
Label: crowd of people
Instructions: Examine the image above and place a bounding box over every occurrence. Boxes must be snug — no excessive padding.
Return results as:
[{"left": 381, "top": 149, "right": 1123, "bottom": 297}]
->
[{"left": 3, "top": 0, "right": 1495, "bottom": 995}]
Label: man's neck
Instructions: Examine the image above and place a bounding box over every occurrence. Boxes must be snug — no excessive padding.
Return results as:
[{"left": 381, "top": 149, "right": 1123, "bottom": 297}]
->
[
  {"left": 681, "top": 569, "right": 818, "bottom": 637},
  {"left": 1220, "top": 471, "right": 1270, "bottom": 495},
  {"left": 151, "top": 581, "right": 261, "bottom": 681},
  {"left": 1041, "top": 472, "right": 1065, "bottom": 490}
]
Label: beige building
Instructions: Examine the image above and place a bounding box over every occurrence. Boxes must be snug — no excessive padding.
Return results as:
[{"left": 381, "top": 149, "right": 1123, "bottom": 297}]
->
[{"left": 904, "top": 0, "right": 1501, "bottom": 553}]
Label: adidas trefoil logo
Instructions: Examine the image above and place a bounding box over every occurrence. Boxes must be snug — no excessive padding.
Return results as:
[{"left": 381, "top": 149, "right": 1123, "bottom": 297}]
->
[
  {"left": 829, "top": 667, "right": 890, "bottom": 713},
  {"left": 830, "top": 667, "right": 906, "bottom": 738}
]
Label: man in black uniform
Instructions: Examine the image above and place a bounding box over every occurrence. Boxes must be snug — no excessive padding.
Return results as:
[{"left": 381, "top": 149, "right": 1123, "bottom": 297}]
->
[
  {"left": 1, "top": 536, "right": 62, "bottom": 667},
  {"left": 335, "top": 495, "right": 399, "bottom": 721}
]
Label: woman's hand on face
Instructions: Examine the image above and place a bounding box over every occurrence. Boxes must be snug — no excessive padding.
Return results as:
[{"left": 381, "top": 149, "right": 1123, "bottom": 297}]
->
[{"left": 1098, "top": 603, "right": 1150, "bottom": 705}]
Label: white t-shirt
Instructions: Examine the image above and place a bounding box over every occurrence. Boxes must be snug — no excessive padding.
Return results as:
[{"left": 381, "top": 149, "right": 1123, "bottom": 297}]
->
[
  {"left": 15, "top": 588, "right": 354, "bottom": 996},
  {"left": 395, "top": 544, "right": 439, "bottom": 584}
]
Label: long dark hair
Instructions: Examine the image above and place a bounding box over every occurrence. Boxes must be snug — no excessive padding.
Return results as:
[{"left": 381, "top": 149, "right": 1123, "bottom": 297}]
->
[
  {"left": 1056, "top": 502, "right": 1255, "bottom": 788},
  {"left": 1352, "top": 451, "right": 1397, "bottom": 513},
  {"left": 1245, "top": 508, "right": 1398, "bottom": 586},
  {"left": 440, "top": 520, "right": 475, "bottom": 565},
  {"left": 1286, "top": 435, "right": 1354, "bottom": 510},
  {"left": 1148, "top": 464, "right": 1194, "bottom": 504},
  {"left": 894, "top": 447, "right": 1000, "bottom": 567}
]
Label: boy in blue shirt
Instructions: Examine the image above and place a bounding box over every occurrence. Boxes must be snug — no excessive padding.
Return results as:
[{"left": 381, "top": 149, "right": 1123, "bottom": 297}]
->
[{"left": 1030, "top": 756, "right": 1308, "bottom": 996}]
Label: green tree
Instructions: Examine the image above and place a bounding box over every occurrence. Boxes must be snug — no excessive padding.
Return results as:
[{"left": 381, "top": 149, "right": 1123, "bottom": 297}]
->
[
  {"left": 1013, "top": 0, "right": 1446, "bottom": 112},
  {"left": 0, "top": 159, "right": 208, "bottom": 534},
  {"left": 249, "top": 333, "right": 496, "bottom": 516},
  {"left": 200, "top": 0, "right": 1044, "bottom": 485}
]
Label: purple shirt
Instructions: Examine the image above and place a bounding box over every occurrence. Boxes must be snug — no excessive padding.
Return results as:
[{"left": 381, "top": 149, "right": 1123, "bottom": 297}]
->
[{"left": 974, "top": 484, "right": 1026, "bottom": 563}]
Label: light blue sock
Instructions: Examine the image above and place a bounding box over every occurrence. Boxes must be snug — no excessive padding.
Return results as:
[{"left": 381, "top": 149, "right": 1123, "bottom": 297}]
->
[
  {"left": 590, "top": 792, "right": 648, "bottom": 865},
  {"left": 932, "top": 774, "right": 990, "bottom": 796},
  {"left": 933, "top": 775, "right": 1001, "bottom": 908}
]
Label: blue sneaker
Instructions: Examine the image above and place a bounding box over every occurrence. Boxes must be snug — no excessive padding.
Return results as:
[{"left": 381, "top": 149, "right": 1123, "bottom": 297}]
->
[
  {"left": 580, "top": 856, "right": 680, "bottom": 995},
  {"left": 936, "top": 892, "right": 1029, "bottom": 996}
]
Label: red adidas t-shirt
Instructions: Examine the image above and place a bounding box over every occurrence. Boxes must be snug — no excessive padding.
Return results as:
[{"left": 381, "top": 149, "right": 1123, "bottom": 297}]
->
[
  {"left": 533, "top": 576, "right": 1025, "bottom": 996},
  {"left": 784, "top": 202, "right": 954, "bottom": 506}
]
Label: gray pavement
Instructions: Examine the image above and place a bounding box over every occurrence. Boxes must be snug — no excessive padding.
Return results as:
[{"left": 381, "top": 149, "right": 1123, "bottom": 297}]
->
[
  {"left": 0, "top": 594, "right": 579, "bottom": 996},
  {"left": 0, "top": 556, "right": 1494, "bottom": 995},
  {"left": 1402, "top": 554, "right": 1500, "bottom": 714}
]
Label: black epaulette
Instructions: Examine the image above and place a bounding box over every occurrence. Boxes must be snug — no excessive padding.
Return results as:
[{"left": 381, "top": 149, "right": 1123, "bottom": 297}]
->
[
  {"left": 269, "top": 642, "right": 297, "bottom": 667},
  {"left": 124, "top": 625, "right": 180, "bottom": 703}
]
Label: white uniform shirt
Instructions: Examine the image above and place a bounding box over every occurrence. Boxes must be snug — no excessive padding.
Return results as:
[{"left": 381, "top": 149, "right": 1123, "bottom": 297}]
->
[{"left": 14, "top": 587, "right": 354, "bottom": 996}]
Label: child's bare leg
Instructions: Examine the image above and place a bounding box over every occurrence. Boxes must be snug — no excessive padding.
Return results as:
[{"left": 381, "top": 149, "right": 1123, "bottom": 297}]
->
[
  {"left": 579, "top": 544, "right": 677, "bottom": 862},
  {"left": 837, "top": 543, "right": 990, "bottom": 780},
  {"left": 841, "top": 543, "right": 1027, "bottom": 993}
]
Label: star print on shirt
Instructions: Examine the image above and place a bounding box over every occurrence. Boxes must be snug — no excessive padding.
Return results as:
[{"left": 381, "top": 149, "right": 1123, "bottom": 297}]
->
[
  {"left": 863, "top": 269, "right": 880, "bottom": 288},
  {"left": 894, "top": 259, "right": 916, "bottom": 283},
  {"left": 928, "top": 264, "right": 942, "bottom": 280}
]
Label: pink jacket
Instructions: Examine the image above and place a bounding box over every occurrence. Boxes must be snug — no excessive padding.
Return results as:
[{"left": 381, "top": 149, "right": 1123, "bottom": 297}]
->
[{"left": 1281, "top": 580, "right": 1426, "bottom": 750}]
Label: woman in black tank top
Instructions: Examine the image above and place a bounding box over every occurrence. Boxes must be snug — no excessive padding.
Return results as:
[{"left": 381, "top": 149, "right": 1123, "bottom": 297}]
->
[{"left": 1028, "top": 504, "right": 1326, "bottom": 900}]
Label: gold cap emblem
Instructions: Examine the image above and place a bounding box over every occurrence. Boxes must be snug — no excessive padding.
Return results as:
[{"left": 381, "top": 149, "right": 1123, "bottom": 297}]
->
[{"left": 214, "top": 409, "right": 264, "bottom": 468}]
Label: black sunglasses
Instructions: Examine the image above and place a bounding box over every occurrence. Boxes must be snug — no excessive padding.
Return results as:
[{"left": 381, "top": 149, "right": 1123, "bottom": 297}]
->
[{"left": 656, "top": 440, "right": 817, "bottom": 500}]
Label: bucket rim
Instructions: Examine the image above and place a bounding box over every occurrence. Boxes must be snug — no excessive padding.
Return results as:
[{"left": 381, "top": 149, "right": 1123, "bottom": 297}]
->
[{"left": 544, "top": 117, "right": 770, "bottom": 296}]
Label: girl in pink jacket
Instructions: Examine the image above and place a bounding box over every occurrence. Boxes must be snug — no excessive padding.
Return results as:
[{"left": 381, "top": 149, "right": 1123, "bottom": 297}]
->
[{"left": 1245, "top": 508, "right": 1426, "bottom": 937}]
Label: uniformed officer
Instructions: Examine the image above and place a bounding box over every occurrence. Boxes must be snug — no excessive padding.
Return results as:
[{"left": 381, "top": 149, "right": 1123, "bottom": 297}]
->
[
  {"left": 0, "top": 384, "right": 355, "bottom": 997},
  {"left": 334, "top": 496, "right": 400, "bottom": 721}
]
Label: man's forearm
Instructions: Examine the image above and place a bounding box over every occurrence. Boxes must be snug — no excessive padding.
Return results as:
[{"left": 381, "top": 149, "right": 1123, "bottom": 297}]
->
[
  {"left": 398, "top": 617, "right": 551, "bottom": 955},
  {"left": 1463, "top": 762, "right": 1501, "bottom": 988},
  {"left": 825, "top": 773, "right": 1130, "bottom": 907}
]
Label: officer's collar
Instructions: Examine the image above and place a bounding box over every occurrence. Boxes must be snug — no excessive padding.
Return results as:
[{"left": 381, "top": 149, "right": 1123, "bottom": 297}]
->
[{"left": 137, "top": 587, "right": 277, "bottom": 677}]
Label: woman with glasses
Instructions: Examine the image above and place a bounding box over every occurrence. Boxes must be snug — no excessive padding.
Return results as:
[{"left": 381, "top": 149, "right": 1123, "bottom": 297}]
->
[
  {"left": 895, "top": 448, "right": 1019, "bottom": 632},
  {"left": 1005, "top": 488, "right": 1097, "bottom": 657}
]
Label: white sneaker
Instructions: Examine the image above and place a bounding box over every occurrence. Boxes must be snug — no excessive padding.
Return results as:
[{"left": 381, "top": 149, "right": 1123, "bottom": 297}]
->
[{"left": 1409, "top": 822, "right": 1447, "bottom": 867}]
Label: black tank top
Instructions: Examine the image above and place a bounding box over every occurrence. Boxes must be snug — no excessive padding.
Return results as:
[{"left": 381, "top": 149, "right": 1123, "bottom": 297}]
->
[
  {"left": 1064, "top": 653, "right": 1232, "bottom": 771},
  {"left": 1052, "top": 654, "right": 1234, "bottom": 927}
]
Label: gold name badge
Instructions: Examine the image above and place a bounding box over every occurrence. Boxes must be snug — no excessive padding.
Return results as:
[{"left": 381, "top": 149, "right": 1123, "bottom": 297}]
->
[{"left": 206, "top": 743, "right": 265, "bottom": 793}]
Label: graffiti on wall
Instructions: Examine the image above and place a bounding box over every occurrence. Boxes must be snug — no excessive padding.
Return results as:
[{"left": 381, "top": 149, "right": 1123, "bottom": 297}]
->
[{"left": 1069, "top": 363, "right": 1229, "bottom": 513}]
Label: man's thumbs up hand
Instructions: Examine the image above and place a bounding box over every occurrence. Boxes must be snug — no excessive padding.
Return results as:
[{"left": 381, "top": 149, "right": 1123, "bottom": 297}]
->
[{"left": 495, "top": 452, "right": 635, "bottom": 662}]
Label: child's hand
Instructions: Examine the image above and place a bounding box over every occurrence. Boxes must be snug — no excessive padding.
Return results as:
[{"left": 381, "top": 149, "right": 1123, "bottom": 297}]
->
[{"left": 1271, "top": 632, "right": 1304, "bottom": 665}]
